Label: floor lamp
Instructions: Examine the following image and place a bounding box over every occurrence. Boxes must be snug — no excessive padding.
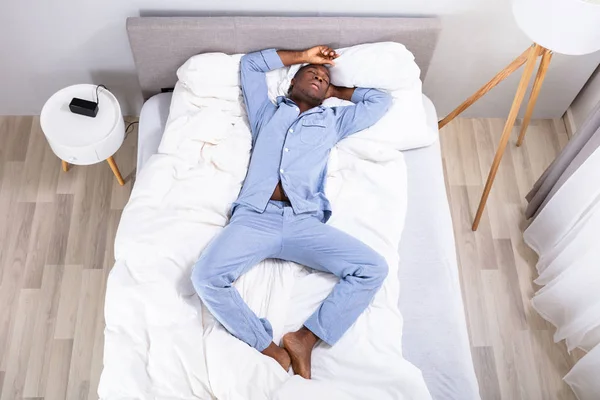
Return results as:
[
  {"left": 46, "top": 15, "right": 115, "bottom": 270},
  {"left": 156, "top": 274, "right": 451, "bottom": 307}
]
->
[{"left": 438, "top": 0, "right": 600, "bottom": 231}]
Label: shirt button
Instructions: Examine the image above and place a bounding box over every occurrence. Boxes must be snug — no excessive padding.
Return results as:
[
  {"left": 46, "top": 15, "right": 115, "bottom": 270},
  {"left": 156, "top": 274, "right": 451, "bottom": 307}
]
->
[
  {"left": 295, "top": 107, "right": 299, "bottom": 112},
  {"left": 280, "top": 169, "right": 284, "bottom": 174},
  {"left": 289, "top": 128, "right": 294, "bottom": 133},
  {"left": 284, "top": 147, "right": 289, "bottom": 152}
]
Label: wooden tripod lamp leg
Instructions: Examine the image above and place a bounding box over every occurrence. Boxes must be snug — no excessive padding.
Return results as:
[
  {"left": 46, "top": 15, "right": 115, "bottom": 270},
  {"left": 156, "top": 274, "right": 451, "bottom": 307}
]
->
[
  {"left": 107, "top": 156, "right": 125, "bottom": 186},
  {"left": 472, "top": 44, "right": 541, "bottom": 231},
  {"left": 516, "top": 48, "right": 553, "bottom": 147},
  {"left": 61, "top": 160, "right": 69, "bottom": 172},
  {"left": 438, "top": 46, "right": 533, "bottom": 129}
]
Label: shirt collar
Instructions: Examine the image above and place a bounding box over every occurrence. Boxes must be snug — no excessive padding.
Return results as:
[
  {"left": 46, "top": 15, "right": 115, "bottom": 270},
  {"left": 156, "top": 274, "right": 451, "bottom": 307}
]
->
[{"left": 276, "top": 96, "right": 326, "bottom": 115}]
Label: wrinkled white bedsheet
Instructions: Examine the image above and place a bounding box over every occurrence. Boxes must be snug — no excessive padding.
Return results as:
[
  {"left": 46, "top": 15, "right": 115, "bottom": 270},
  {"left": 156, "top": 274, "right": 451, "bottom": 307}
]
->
[{"left": 99, "top": 67, "right": 431, "bottom": 399}]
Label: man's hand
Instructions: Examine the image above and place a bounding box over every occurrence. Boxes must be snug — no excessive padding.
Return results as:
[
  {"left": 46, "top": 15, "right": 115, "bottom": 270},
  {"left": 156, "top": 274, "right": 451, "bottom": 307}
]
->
[{"left": 303, "top": 46, "right": 339, "bottom": 66}]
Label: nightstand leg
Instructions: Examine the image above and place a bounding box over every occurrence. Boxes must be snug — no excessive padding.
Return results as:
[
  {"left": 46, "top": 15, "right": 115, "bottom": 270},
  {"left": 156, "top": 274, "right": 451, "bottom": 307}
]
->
[
  {"left": 107, "top": 156, "right": 125, "bottom": 186},
  {"left": 62, "top": 160, "right": 69, "bottom": 172}
]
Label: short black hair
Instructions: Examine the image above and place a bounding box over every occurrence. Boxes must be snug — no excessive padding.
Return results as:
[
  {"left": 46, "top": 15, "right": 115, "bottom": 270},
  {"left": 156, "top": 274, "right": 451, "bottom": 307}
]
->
[{"left": 294, "top": 64, "right": 330, "bottom": 79}]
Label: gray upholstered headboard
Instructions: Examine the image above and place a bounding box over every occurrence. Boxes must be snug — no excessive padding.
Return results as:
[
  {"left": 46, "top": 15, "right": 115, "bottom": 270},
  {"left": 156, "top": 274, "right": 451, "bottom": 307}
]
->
[{"left": 126, "top": 16, "right": 441, "bottom": 100}]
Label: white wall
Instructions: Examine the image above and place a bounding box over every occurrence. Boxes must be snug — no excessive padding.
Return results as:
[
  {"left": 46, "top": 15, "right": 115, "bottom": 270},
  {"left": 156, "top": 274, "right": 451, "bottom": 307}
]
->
[
  {"left": 1, "top": 0, "right": 599, "bottom": 117},
  {"left": 569, "top": 66, "right": 600, "bottom": 129}
]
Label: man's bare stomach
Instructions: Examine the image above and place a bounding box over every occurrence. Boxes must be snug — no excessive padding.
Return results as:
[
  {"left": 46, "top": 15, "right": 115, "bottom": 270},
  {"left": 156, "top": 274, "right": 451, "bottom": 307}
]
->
[{"left": 270, "top": 181, "right": 289, "bottom": 201}]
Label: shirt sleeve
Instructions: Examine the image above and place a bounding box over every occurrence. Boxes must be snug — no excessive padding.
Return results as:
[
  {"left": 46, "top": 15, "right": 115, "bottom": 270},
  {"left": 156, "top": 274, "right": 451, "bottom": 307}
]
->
[
  {"left": 332, "top": 88, "right": 392, "bottom": 141},
  {"left": 240, "top": 49, "right": 284, "bottom": 140}
]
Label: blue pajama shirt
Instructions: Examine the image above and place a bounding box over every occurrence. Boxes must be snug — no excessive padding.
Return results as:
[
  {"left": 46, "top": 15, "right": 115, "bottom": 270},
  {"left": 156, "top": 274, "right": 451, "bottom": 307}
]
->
[{"left": 191, "top": 49, "right": 392, "bottom": 351}]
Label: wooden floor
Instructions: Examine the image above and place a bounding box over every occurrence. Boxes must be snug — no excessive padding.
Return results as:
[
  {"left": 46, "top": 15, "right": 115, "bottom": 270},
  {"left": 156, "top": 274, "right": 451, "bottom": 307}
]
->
[
  {"left": 0, "top": 116, "right": 137, "bottom": 400},
  {"left": 440, "top": 117, "right": 583, "bottom": 400},
  {"left": 0, "top": 115, "right": 581, "bottom": 399}
]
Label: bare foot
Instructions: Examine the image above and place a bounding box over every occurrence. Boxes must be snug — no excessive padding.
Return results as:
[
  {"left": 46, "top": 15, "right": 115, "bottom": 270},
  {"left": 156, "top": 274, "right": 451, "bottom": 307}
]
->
[
  {"left": 282, "top": 326, "right": 319, "bottom": 379},
  {"left": 261, "top": 342, "right": 291, "bottom": 371}
]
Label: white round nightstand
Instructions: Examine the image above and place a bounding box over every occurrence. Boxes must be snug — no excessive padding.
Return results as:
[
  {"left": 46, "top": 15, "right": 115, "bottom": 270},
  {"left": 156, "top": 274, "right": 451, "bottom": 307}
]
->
[{"left": 40, "top": 84, "right": 126, "bottom": 185}]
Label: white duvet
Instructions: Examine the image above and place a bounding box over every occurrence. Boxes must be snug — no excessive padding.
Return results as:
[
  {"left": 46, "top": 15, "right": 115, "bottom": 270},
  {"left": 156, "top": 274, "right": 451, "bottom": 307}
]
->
[{"left": 99, "top": 43, "right": 432, "bottom": 400}]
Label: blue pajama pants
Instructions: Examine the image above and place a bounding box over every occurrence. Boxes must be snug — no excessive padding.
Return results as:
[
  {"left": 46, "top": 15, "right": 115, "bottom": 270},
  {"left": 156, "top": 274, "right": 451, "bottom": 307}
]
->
[{"left": 191, "top": 201, "right": 388, "bottom": 351}]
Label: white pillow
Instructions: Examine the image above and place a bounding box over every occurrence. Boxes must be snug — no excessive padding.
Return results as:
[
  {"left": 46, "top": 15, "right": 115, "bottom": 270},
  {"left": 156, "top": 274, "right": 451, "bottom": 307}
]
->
[
  {"left": 177, "top": 51, "right": 290, "bottom": 102},
  {"left": 330, "top": 42, "right": 421, "bottom": 90},
  {"left": 177, "top": 42, "right": 420, "bottom": 94},
  {"left": 263, "top": 42, "right": 422, "bottom": 98},
  {"left": 177, "top": 52, "right": 242, "bottom": 92},
  {"left": 322, "top": 42, "right": 434, "bottom": 152},
  {"left": 338, "top": 85, "right": 435, "bottom": 155},
  {"left": 176, "top": 42, "right": 434, "bottom": 152}
]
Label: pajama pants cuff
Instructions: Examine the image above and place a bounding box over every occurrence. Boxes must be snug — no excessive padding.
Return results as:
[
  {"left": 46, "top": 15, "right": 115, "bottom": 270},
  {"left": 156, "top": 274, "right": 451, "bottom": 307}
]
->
[
  {"left": 255, "top": 317, "right": 274, "bottom": 352},
  {"left": 304, "top": 317, "right": 335, "bottom": 346}
]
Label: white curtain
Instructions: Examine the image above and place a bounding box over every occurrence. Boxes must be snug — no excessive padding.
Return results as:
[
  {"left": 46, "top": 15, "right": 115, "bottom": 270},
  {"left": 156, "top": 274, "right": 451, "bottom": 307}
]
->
[{"left": 524, "top": 105, "right": 600, "bottom": 400}]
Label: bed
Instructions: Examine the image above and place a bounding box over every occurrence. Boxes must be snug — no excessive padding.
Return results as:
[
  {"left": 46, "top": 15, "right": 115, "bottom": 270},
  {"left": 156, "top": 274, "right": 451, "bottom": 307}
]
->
[{"left": 101, "top": 16, "right": 480, "bottom": 400}]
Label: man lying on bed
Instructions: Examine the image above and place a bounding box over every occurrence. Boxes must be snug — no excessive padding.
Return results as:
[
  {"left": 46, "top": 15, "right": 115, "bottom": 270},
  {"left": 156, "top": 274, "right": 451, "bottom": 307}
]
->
[{"left": 191, "top": 46, "right": 392, "bottom": 379}]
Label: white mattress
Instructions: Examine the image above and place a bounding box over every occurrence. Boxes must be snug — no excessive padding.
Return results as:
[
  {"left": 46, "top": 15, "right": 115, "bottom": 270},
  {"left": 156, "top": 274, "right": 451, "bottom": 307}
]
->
[{"left": 136, "top": 93, "right": 480, "bottom": 400}]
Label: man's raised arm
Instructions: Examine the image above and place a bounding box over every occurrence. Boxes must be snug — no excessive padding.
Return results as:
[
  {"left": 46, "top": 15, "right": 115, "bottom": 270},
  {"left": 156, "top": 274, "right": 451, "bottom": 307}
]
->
[
  {"left": 330, "top": 87, "right": 392, "bottom": 141},
  {"left": 240, "top": 49, "right": 283, "bottom": 137},
  {"left": 277, "top": 46, "right": 338, "bottom": 67}
]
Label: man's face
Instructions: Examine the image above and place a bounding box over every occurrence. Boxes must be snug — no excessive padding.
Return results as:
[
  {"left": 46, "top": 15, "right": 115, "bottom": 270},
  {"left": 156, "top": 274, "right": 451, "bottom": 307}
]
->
[{"left": 290, "top": 64, "right": 330, "bottom": 103}]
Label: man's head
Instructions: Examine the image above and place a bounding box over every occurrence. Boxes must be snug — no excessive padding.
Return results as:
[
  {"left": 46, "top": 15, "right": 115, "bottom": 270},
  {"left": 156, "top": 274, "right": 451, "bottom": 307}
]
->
[{"left": 288, "top": 64, "right": 331, "bottom": 106}]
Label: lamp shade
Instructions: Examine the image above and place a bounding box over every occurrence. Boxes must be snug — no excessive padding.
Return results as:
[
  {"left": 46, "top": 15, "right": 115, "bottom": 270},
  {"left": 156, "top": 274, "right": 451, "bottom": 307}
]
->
[{"left": 512, "top": 0, "right": 600, "bottom": 55}]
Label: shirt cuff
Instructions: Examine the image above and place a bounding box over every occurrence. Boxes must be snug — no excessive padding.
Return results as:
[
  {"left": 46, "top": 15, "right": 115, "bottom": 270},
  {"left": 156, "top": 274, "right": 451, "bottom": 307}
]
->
[
  {"left": 350, "top": 88, "right": 372, "bottom": 103},
  {"left": 261, "top": 48, "right": 285, "bottom": 70}
]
